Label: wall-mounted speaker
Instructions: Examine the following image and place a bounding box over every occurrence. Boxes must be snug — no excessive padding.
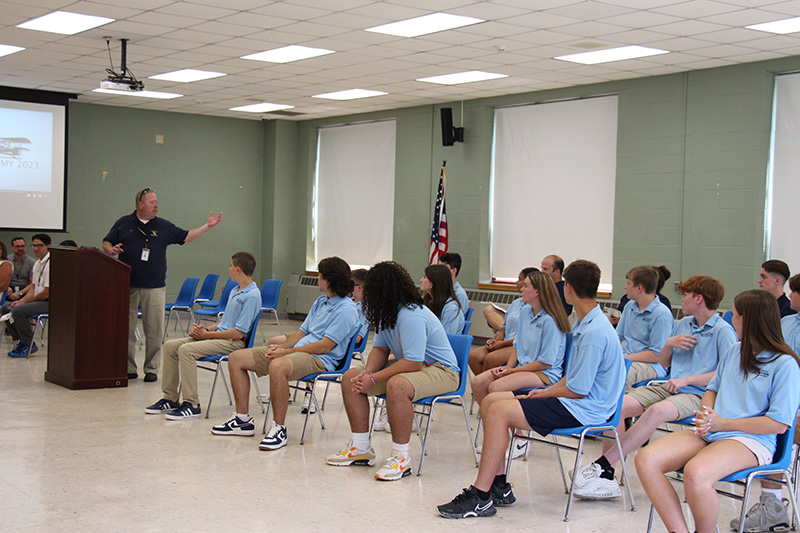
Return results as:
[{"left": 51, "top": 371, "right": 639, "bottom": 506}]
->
[{"left": 441, "top": 107, "right": 455, "bottom": 146}]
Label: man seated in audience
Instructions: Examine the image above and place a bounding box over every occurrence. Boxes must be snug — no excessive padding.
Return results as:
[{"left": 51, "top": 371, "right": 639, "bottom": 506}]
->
[
  {"left": 609, "top": 265, "right": 672, "bottom": 326},
  {"left": 351, "top": 268, "right": 369, "bottom": 345},
  {"left": 572, "top": 275, "right": 736, "bottom": 500},
  {"left": 540, "top": 254, "right": 573, "bottom": 316},
  {"left": 211, "top": 256, "right": 358, "bottom": 450},
  {"left": 6, "top": 237, "right": 35, "bottom": 302},
  {"left": 617, "top": 265, "right": 675, "bottom": 388},
  {"left": 436, "top": 259, "right": 625, "bottom": 518},
  {"left": 759, "top": 259, "right": 796, "bottom": 317},
  {"left": 6, "top": 234, "right": 50, "bottom": 358},
  {"left": 144, "top": 252, "right": 261, "bottom": 420},
  {"left": 439, "top": 252, "right": 469, "bottom": 316},
  {"left": 326, "top": 261, "right": 460, "bottom": 481}
]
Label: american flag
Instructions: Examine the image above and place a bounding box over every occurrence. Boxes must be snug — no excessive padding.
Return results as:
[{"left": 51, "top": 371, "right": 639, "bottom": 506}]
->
[{"left": 429, "top": 162, "right": 448, "bottom": 265}]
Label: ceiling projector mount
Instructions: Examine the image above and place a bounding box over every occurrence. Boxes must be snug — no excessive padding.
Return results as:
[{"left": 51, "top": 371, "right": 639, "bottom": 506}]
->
[{"left": 101, "top": 38, "right": 144, "bottom": 92}]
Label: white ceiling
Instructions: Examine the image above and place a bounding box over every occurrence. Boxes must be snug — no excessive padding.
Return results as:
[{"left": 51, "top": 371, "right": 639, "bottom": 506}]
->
[{"left": 2, "top": 0, "right": 800, "bottom": 121}]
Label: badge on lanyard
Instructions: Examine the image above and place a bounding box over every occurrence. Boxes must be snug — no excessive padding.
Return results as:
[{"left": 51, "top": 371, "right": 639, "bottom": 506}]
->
[{"left": 141, "top": 247, "right": 150, "bottom": 261}]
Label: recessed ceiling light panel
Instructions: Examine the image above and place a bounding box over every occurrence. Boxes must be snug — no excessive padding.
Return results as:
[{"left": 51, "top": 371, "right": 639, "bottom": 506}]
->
[
  {"left": 366, "top": 12, "right": 484, "bottom": 37},
  {"left": 416, "top": 71, "right": 508, "bottom": 85},
  {"left": 0, "top": 45, "right": 25, "bottom": 58},
  {"left": 241, "top": 45, "right": 334, "bottom": 64},
  {"left": 229, "top": 103, "right": 295, "bottom": 113},
  {"left": 92, "top": 88, "right": 182, "bottom": 99},
  {"left": 16, "top": 11, "right": 114, "bottom": 35},
  {"left": 148, "top": 69, "right": 226, "bottom": 83},
  {"left": 747, "top": 17, "right": 800, "bottom": 35},
  {"left": 312, "top": 89, "right": 387, "bottom": 100},
  {"left": 555, "top": 45, "right": 669, "bottom": 65}
]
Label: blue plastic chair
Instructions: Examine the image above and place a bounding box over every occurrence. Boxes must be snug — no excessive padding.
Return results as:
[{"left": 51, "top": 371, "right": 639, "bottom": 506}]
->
[
  {"left": 197, "top": 278, "right": 233, "bottom": 308},
  {"left": 506, "top": 358, "right": 636, "bottom": 521},
  {"left": 196, "top": 310, "right": 263, "bottom": 418},
  {"left": 646, "top": 422, "right": 800, "bottom": 533},
  {"left": 194, "top": 273, "right": 219, "bottom": 305},
  {"left": 163, "top": 277, "right": 200, "bottom": 341},
  {"left": 369, "top": 333, "right": 479, "bottom": 476},
  {"left": 461, "top": 320, "right": 472, "bottom": 335},
  {"left": 465, "top": 306, "right": 474, "bottom": 321},
  {"left": 261, "top": 325, "right": 362, "bottom": 444},
  {"left": 722, "top": 309, "right": 733, "bottom": 326},
  {"left": 260, "top": 279, "right": 283, "bottom": 341},
  {"left": 194, "top": 279, "right": 237, "bottom": 324}
]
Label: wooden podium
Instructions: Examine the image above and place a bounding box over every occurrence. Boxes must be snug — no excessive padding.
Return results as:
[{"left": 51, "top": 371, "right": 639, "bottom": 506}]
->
[{"left": 45, "top": 246, "right": 131, "bottom": 390}]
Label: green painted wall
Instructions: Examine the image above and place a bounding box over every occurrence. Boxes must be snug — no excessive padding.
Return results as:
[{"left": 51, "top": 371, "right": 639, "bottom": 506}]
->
[{"left": 3, "top": 54, "right": 799, "bottom": 309}]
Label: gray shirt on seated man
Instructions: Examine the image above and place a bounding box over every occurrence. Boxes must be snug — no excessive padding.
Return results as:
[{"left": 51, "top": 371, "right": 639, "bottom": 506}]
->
[{"left": 6, "top": 237, "right": 36, "bottom": 301}]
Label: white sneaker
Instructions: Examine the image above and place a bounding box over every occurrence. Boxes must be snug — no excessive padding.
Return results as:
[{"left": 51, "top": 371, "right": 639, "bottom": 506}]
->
[
  {"left": 475, "top": 441, "right": 527, "bottom": 460},
  {"left": 325, "top": 441, "right": 376, "bottom": 466},
  {"left": 374, "top": 451, "right": 412, "bottom": 481},
  {"left": 373, "top": 412, "right": 391, "bottom": 432},
  {"left": 572, "top": 463, "right": 621, "bottom": 500},
  {"left": 301, "top": 392, "right": 316, "bottom": 414},
  {"left": 259, "top": 421, "right": 287, "bottom": 450}
]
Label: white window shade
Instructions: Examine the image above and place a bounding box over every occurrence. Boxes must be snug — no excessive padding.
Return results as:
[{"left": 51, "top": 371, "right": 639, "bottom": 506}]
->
[
  {"left": 769, "top": 73, "right": 800, "bottom": 271},
  {"left": 491, "top": 96, "right": 618, "bottom": 291},
  {"left": 313, "top": 120, "right": 396, "bottom": 269}
]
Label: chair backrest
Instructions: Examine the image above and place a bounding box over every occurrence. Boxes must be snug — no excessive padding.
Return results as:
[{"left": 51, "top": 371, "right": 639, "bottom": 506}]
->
[
  {"left": 465, "top": 307, "right": 474, "bottom": 322},
  {"left": 195, "top": 273, "right": 220, "bottom": 302},
  {"left": 722, "top": 310, "right": 733, "bottom": 326},
  {"left": 562, "top": 332, "right": 573, "bottom": 370},
  {"left": 261, "top": 279, "right": 283, "bottom": 309},
  {"left": 606, "top": 358, "right": 634, "bottom": 427},
  {"left": 214, "top": 279, "right": 238, "bottom": 310},
  {"left": 0, "top": 290, "right": 5, "bottom": 307},
  {"left": 461, "top": 320, "right": 472, "bottom": 335},
  {"left": 353, "top": 328, "right": 370, "bottom": 354},
  {"left": 445, "top": 333, "right": 474, "bottom": 398},
  {"left": 242, "top": 309, "right": 264, "bottom": 349},
  {"left": 173, "top": 277, "right": 200, "bottom": 306},
  {"left": 333, "top": 325, "right": 362, "bottom": 372}
]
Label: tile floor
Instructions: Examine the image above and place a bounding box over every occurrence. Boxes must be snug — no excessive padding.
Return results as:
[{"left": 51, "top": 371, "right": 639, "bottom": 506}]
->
[{"left": 0, "top": 318, "right": 753, "bottom": 532}]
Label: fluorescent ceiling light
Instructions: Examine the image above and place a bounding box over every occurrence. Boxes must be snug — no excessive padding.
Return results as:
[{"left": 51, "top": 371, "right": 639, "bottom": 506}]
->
[
  {"left": 16, "top": 11, "right": 114, "bottom": 35},
  {"left": 241, "top": 45, "right": 334, "bottom": 63},
  {"left": 0, "top": 45, "right": 25, "bottom": 58},
  {"left": 148, "top": 69, "right": 226, "bottom": 83},
  {"left": 92, "top": 88, "right": 182, "bottom": 99},
  {"left": 417, "top": 71, "right": 508, "bottom": 85},
  {"left": 555, "top": 45, "right": 668, "bottom": 65},
  {"left": 312, "top": 89, "right": 387, "bottom": 100},
  {"left": 229, "top": 103, "right": 295, "bottom": 113},
  {"left": 366, "top": 12, "right": 484, "bottom": 37},
  {"left": 747, "top": 17, "right": 800, "bottom": 34}
]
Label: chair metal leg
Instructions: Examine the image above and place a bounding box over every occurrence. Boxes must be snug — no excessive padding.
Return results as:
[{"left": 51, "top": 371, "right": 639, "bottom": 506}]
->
[
  {"left": 250, "top": 371, "right": 265, "bottom": 413},
  {"left": 461, "top": 399, "right": 479, "bottom": 467},
  {"left": 563, "top": 432, "right": 589, "bottom": 521},
  {"left": 646, "top": 503, "right": 656, "bottom": 533},
  {"left": 552, "top": 436, "right": 570, "bottom": 494},
  {"left": 417, "top": 401, "right": 436, "bottom": 476},
  {"left": 299, "top": 380, "right": 326, "bottom": 444},
  {"left": 611, "top": 428, "right": 637, "bottom": 511}
]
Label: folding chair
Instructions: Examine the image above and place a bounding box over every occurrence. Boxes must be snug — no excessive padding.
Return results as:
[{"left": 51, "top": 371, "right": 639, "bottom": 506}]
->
[
  {"left": 369, "top": 333, "right": 479, "bottom": 476},
  {"left": 194, "top": 279, "right": 237, "bottom": 325},
  {"left": 465, "top": 307, "right": 474, "bottom": 322},
  {"left": 30, "top": 312, "right": 48, "bottom": 349},
  {"left": 261, "top": 325, "right": 362, "bottom": 444},
  {"left": 164, "top": 277, "right": 200, "bottom": 341},
  {"left": 352, "top": 328, "right": 370, "bottom": 363},
  {"left": 259, "top": 279, "right": 283, "bottom": 342},
  {"left": 505, "top": 358, "right": 636, "bottom": 521},
  {"left": 197, "top": 278, "right": 235, "bottom": 308},
  {"left": 461, "top": 320, "right": 472, "bottom": 335},
  {"left": 646, "top": 423, "right": 800, "bottom": 533},
  {"left": 194, "top": 273, "right": 220, "bottom": 306},
  {"left": 196, "top": 310, "right": 263, "bottom": 418}
]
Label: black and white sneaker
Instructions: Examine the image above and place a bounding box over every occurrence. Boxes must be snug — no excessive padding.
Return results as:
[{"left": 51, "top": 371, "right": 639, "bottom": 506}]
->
[
  {"left": 211, "top": 415, "right": 255, "bottom": 436},
  {"left": 259, "top": 421, "right": 287, "bottom": 450},
  {"left": 437, "top": 486, "right": 496, "bottom": 519},
  {"left": 144, "top": 399, "right": 180, "bottom": 415},
  {"left": 301, "top": 392, "right": 316, "bottom": 414},
  {"left": 491, "top": 482, "right": 516, "bottom": 506},
  {"left": 164, "top": 401, "right": 201, "bottom": 420}
]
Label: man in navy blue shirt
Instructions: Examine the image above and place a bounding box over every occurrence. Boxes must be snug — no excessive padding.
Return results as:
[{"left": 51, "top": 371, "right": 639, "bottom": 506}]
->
[
  {"left": 103, "top": 188, "right": 222, "bottom": 382},
  {"left": 759, "top": 259, "right": 797, "bottom": 318}
]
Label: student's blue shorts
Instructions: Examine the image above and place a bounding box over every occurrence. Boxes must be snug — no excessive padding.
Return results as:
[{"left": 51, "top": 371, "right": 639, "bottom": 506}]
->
[{"left": 518, "top": 396, "right": 581, "bottom": 437}]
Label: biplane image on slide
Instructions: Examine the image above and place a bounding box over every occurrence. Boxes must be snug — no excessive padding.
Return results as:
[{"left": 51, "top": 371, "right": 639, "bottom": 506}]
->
[{"left": 0, "top": 138, "right": 31, "bottom": 158}]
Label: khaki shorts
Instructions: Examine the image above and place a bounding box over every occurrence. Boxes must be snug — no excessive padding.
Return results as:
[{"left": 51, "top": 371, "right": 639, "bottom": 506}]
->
[
  {"left": 353, "top": 360, "right": 459, "bottom": 402},
  {"left": 533, "top": 370, "right": 553, "bottom": 386},
  {"left": 251, "top": 347, "right": 327, "bottom": 380},
  {"left": 625, "top": 361, "right": 661, "bottom": 390},
  {"left": 628, "top": 383, "right": 701, "bottom": 420}
]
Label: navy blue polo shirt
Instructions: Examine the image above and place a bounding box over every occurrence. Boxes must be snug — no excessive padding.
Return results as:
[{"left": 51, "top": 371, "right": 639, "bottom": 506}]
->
[
  {"left": 104, "top": 212, "right": 188, "bottom": 289},
  {"left": 777, "top": 294, "right": 797, "bottom": 318}
]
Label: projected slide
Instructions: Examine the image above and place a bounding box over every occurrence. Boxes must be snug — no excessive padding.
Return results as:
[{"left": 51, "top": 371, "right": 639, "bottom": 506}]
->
[{"left": 0, "top": 98, "right": 66, "bottom": 230}]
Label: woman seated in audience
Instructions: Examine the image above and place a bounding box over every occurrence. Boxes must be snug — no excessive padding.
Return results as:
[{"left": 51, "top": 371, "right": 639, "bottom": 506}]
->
[
  {"left": 421, "top": 264, "right": 464, "bottom": 335},
  {"left": 471, "top": 271, "right": 571, "bottom": 409},
  {"left": 469, "top": 267, "right": 538, "bottom": 376},
  {"left": 635, "top": 289, "right": 800, "bottom": 533}
]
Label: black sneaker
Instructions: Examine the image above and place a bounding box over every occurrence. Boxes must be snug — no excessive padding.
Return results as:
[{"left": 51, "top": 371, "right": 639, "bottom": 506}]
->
[
  {"left": 164, "top": 401, "right": 201, "bottom": 420},
  {"left": 211, "top": 415, "right": 255, "bottom": 436},
  {"left": 437, "top": 486, "right": 496, "bottom": 519},
  {"left": 144, "top": 399, "right": 180, "bottom": 415},
  {"left": 491, "top": 482, "right": 516, "bottom": 506}
]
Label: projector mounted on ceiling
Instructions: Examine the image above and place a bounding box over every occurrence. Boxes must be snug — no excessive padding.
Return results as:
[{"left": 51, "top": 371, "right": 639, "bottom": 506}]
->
[{"left": 101, "top": 38, "right": 144, "bottom": 92}]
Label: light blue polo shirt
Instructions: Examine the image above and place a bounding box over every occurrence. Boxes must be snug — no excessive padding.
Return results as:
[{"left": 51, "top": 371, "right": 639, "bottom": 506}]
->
[
  {"left": 617, "top": 297, "right": 674, "bottom": 378},
  {"left": 782, "top": 314, "right": 800, "bottom": 354},
  {"left": 218, "top": 281, "right": 261, "bottom": 338},
  {"left": 667, "top": 314, "right": 737, "bottom": 395},
  {"left": 372, "top": 304, "right": 459, "bottom": 373},
  {"left": 502, "top": 297, "right": 525, "bottom": 341},
  {"left": 513, "top": 306, "right": 566, "bottom": 384},
  {"left": 295, "top": 294, "right": 359, "bottom": 371},
  {"left": 559, "top": 305, "right": 626, "bottom": 426},
  {"left": 705, "top": 343, "right": 800, "bottom": 455},
  {"left": 453, "top": 281, "right": 469, "bottom": 317},
  {"left": 354, "top": 299, "right": 369, "bottom": 337},
  {"left": 439, "top": 297, "right": 465, "bottom": 335}
]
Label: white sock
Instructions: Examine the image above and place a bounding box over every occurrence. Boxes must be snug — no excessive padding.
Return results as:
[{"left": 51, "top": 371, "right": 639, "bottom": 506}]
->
[
  {"left": 236, "top": 413, "right": 250, "bottom": 422},
  {"left": 352, "top": 432, "right": 370, "bottom": 451},
  {"left": 763, "top": 488, "right": 783, "bottom": 499},
  {"left": 392, "top": 442, "right": 410, "bottom": 457}
]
